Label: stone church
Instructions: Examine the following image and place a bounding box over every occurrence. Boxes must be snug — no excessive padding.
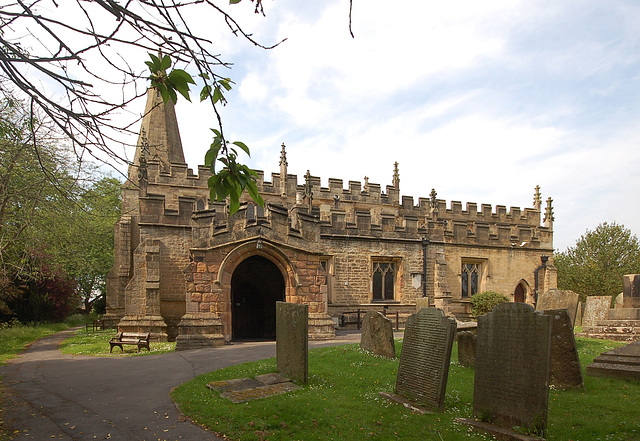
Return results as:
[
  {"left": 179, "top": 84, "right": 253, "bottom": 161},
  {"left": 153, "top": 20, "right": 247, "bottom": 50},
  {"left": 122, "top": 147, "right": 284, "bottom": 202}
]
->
[{"left": 105, "top": 89, "right": 557, "bottom": 349}]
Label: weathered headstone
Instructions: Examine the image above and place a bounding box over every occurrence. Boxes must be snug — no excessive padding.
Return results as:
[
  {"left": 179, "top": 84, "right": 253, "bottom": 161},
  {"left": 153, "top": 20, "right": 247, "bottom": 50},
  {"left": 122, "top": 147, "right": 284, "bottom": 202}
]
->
[
  {"left": 582, "top": 296, "right": 611, "bottom": 327},
  {"left": 471, "top": 303, "right": 552, "bottom": 437},
  {"left": 536, "top": 289, "right": 579, "bottom": 326},
  {"left": 276, "top": 302, "right": 308, "bottom": 384},
  {"left": 393, "top": 307, "right": 456, "bottom": 412},
  {"left": 623, "top": 274, "right": 640, "bottom": 308},
  {"left": 542, "top": 309, "right": 584, "bottom": 389},
  {"left": 457, "top": 330, "right": 476, "bottom": 368},
  {"left": 415, "top": 298, "right": 431, "bottom": 312},
  {"left": 360, "top": 311, "right": 396, "bottom": 359}
]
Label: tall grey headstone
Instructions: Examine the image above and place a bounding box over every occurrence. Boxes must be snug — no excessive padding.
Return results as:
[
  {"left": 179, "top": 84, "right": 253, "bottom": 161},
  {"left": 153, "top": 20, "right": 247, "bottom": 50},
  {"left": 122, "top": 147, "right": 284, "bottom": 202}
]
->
[
  {"left": 457, "top": 330, "right": 476, "bottom": 368},
  {"left": 276, "top": 302, "right": 308, "bottom": 384},
  {"left": 536, "top": 289, "right": 580, "bottom": 326},
  {"left": 473, "top": 303, "right": 552, "bottom": 437},
  {"left": 542, "top": 309, "right": 583, "bottom": 389},
  {"left": 623, "top": 274, "right": 640, "bottom": 308},
  {"left": 360, "top": 311, "right": 396, "bottom": 359},
  {"left": 395, "top": 307, "right": 456, "bottom": 411},
  {"left": 582, "top": 296, "right": 611, "bottom": 327}
]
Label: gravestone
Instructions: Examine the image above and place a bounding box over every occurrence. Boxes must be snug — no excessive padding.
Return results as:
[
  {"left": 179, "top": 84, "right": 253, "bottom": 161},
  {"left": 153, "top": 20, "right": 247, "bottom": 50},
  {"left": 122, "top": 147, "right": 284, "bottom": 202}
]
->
[
  {"left": 536, "top": 289, "right": 579, "bottom": 326},
  {"left": 582, "top": 296, "right": 611, "bottom": 327},
  {"left": 457, "top": 331, "right": 476, "bottom": 368},
  {"left": 542, "top": 309, "right": 583, "bottom": 389},
  {"left": 393, "top": 307, "right": 456, "bottom": 411},
  {"left": 415, "top": 298, "right": 431, "bottom": 312},
  {"left": 360, "top": 311, "right": 396, "bottom": 359},
  {"left": 472, "top": 303, "right": 552, "bottom": 437},
  {"left": 623, "top": 274, "right": 640, "bottom": 308},
  {"left": 276, "top": 302, "right": 308, "bottom": 384}
]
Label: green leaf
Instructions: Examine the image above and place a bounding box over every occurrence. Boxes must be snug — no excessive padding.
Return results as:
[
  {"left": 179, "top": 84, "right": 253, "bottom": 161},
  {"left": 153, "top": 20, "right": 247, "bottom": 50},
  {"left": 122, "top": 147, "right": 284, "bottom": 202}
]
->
[
  {"left": 200, "top": 85, "right": 213, "bottom": 102},
  {"left": 229, "top": 0, "right": 242, "bottom": 4},
  {"left": 232, "top": 141, "right": 250, "bottom": 156},
  {"left": 219, "top": 78, "right": 233, "bottom": 91},
  {"left": 160, "top": 54, "right": 171, "bottom": 71},
  {"left": 148, "top": 53, "right": 161, "bottom": 70}
]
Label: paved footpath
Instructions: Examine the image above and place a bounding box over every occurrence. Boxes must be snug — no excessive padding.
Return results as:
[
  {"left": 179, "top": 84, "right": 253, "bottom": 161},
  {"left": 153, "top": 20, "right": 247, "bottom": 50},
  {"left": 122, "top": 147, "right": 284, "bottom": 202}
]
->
[{"left": 0, "top": 329, "right": 362, "bottom": 441}]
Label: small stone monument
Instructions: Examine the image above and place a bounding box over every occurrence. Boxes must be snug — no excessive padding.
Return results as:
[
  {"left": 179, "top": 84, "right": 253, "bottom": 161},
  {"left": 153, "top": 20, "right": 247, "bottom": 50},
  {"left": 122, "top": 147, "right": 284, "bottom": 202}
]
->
[
  {"left": 276, "top": 302, "right": 308, "bottom": 384},
  {"left": 457, "top": 331, "right": 476, "bottom": 368},
  {"left": 465, "top": 303, "right": 552, "bottom": 438},
  {"left": 384, "top": 307, "right": 456, "bottom": 412},
  {"left": 542, "top": 309, "right": 584, "bottom": 389},
  {"left": 360, "top": 311, "right": 396, "bottom": 359},
  {"left": 582, "top": 296, "right": 612, "bottom": 327},
  {"left": 536, "top": 289, "right": 580, "bottom": 326}
]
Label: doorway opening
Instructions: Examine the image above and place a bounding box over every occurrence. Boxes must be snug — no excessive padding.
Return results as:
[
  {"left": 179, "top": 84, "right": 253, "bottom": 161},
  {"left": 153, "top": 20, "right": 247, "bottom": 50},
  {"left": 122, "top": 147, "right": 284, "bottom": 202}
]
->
[{"left": 231, "top": 255, "right": 285, "bottom": 340}]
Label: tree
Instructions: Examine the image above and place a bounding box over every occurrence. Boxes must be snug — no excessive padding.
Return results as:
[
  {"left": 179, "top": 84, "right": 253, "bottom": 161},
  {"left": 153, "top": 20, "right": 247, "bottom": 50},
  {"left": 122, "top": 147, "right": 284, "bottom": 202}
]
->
[
  {"left": 0, "top": 93, "right": 120, "bottom": 321},
  {"left": 555, "top": 222, "right": 640, "bottom": 300},
  {"left": 0, "top": 0, "right": 274, "bottom": 212},
  {"left": 56, "top": 177, "right": 122, "bottom": 312}
]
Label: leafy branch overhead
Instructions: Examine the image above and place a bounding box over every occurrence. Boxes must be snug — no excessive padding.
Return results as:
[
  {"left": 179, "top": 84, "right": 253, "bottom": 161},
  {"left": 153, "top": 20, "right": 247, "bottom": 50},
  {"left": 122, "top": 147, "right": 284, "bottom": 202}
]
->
[
  {"left": 146, "top": 53, "right": 264, "bottom": 214},
  {"left": 0, "top": 0, "right": 281, "bottom": 212}
]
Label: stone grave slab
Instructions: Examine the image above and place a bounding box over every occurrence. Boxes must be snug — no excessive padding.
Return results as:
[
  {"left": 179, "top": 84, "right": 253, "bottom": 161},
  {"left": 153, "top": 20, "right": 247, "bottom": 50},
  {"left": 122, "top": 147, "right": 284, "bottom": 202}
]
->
[
  {"left": 392, "top": 307, "right": 456, "bottom": 412},
  {"left": 582, "top": 296, "right": 611, "bottom": 327},
  {"left": 542, "top": 309, "right": 583, "bottom": 389},
  {"left": 276, "top": 302, "right": 308, "bottom": 384},
  {"left": 457, "top": 330, "right": 476, "bottom": 368},
  {"left": 471, "top": 303, "right": 552, "bottom": 437},
  {"left": 207, "top": 373, "right": 300, "bottom": 403},
  {"left": 536, "top": 289, "right": 579, "bottom": 326},
  {"left": 360, "top": 310, "right": 396, "bottom": 359}
]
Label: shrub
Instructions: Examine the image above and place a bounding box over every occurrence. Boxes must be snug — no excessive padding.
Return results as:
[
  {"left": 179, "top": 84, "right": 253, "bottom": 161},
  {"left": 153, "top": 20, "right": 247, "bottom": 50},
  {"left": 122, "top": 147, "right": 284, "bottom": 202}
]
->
[{"left": 470, "top": 290, "right": 510, "bottom": 318}]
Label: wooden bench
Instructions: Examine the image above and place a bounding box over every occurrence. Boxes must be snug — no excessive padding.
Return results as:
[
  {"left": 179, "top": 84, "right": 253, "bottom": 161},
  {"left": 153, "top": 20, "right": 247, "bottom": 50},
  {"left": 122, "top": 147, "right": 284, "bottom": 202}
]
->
[{"left": 109, "top": 332, "right": 151, "bottom": 353}]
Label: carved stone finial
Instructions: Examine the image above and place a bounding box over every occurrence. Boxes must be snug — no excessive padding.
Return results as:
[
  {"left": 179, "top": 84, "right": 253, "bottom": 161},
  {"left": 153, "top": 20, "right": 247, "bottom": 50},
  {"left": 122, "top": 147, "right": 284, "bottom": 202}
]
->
[
  {"left": 304, "top": 170, "right": 313, "bottom": 213},
  {"left": 279, "top": 142, "right": 288, "bottom": 167},
  {"left": 533, "top": 185, "right": 542, "bottom": 211},
  {"left": 392, "top": 162, "right": 400, "bottom": 190},
  {"left": 363, "top": 176, "right": 369, "bottom": 193},
  {"left": 279, "top": 143, "right": 288, "bottom": 198},
  {"left": 333, "top": 194, "right": 340, "bottom": 209},
  {"left": 544, "top": 196, "right": 554, "bottom": 228},
  {"left": 430, "top": 188, "right": 439, "bottom": 219}
]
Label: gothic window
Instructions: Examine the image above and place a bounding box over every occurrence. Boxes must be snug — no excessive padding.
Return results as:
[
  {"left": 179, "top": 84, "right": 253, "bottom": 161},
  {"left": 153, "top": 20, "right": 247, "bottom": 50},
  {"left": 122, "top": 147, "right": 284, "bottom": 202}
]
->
[
  {"left": 461, "top": 262, "right": 481, "bottom": 298},
  {"left": 373, "top": 262, "right": 396, "bottom": 301}
]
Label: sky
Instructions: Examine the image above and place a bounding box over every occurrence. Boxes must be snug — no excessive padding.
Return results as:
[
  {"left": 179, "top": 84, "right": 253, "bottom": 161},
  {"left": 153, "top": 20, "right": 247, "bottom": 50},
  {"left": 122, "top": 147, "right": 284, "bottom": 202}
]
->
[
  {"left": 158, "top": 0, "right": 640, "bottom": 253},
  {"left": 14, "top": 0, "right": 640, "bottom": 253}
]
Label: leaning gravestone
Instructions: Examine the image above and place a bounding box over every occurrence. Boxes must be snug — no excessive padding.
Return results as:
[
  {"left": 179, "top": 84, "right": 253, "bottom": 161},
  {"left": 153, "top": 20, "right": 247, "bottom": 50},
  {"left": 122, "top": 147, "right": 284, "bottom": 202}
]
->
[
  {"left": 582, "top": 296, "right": 611, "bottom": 327},
  {"left": 470, "top": 303, "right": 552, "bottom": 438},
  {"left": 457, "top": 331, "right": 476, "bottom": 368},
  {"left": 536, "top": 289, "right": 580, "bottom": 326},
  {"left": 360, "top": 311, "right": 396, "bottom": 359},
  {"left": 391, "top": 307, "right": 456, "bottom": 412},
  {"left": 542, "top": 309, "right": 584, "bottom": 389},
  {"left": 276, "top": 302, "right": 308, "bottom": 384}
]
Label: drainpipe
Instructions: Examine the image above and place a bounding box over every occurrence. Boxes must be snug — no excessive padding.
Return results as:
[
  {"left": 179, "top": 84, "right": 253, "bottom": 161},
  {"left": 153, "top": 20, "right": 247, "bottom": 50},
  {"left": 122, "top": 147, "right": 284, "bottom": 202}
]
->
[
  {"left": 422, "top": 238, "right": 429, "bottom": 297},
  {"left": 533, "top": 255, "right": 549, "bottom": 307}
]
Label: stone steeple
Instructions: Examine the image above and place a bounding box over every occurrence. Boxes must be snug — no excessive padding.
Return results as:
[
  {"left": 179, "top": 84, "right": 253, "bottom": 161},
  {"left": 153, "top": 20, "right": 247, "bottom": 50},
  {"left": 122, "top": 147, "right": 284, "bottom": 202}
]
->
[{"left": 128, "top": 88, "right": 186, "bottom": 179}]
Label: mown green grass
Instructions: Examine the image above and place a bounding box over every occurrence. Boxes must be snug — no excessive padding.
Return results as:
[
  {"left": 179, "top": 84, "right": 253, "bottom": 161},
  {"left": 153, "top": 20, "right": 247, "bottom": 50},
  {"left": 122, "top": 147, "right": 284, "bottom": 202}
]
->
[
  {"left": 58, "top": 328, "right": 176, "bottom": 356},
  {"left": 172, "top": 338, "right": 639, "bottom": 441}
]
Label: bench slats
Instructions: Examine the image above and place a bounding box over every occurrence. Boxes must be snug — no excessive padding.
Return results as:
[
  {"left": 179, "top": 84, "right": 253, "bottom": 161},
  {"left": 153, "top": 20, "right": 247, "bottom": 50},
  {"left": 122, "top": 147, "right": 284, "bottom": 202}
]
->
[{"left": 109, "top": 332, "right": 151, "bottom": 353}]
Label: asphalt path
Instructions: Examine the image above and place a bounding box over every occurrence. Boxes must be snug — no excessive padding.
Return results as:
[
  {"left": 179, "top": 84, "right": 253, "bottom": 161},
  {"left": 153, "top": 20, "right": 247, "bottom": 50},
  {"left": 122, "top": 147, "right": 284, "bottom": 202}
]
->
[{"left": 0, "top": 328, "right": 364, "bottom": 441}]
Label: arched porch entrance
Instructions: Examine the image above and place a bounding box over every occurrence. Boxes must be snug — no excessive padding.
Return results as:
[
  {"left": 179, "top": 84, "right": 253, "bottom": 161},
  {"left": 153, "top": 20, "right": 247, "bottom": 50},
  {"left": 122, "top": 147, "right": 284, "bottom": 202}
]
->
[{"left": 231, "top": 255, "right": 285, "bottom": 340}]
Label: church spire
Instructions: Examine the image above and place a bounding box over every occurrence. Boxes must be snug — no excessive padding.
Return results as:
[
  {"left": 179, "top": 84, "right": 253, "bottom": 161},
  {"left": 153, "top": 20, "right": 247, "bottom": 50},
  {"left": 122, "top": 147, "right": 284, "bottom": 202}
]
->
[{"left": 129, "top": 88, "right": 186, "bottom": 179}]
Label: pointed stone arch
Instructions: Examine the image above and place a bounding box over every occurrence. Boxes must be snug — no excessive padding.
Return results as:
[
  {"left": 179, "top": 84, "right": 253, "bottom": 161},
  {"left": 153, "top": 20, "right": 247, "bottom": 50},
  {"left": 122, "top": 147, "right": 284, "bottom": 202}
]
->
[{"left": 514, "top": 279, "right": 531, "bottom": 304}]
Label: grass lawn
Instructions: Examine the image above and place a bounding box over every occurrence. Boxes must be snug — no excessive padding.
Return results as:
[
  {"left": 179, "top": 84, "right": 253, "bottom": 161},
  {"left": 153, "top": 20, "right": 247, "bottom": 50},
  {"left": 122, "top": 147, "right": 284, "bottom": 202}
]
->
[
  {"left": 58, "top": 328, "right": 176, "bottom": 356},
  {"left": 172, "top": 338, "right": 639, "bottom": 441}
]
